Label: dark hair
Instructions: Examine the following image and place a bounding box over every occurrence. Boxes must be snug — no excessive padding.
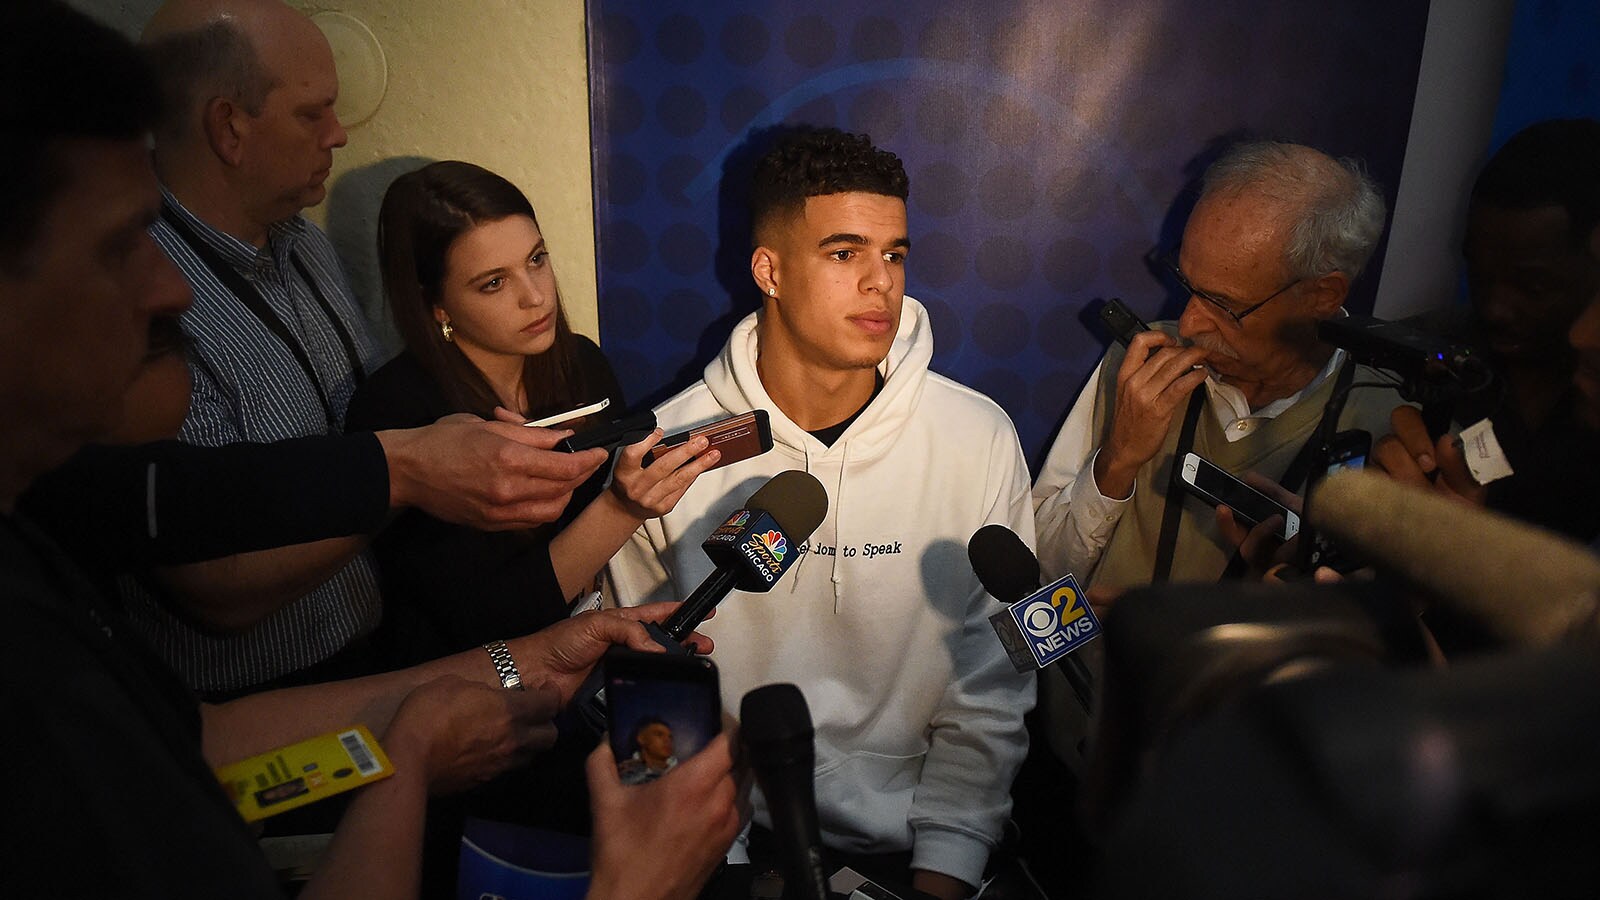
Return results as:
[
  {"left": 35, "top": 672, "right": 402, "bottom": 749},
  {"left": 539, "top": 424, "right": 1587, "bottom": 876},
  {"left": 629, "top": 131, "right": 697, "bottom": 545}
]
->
[
  {"left": 749, "top": 127, "right": 909, "bottom": 245},
  {"left": 378, "top": 160, "right": 590, "bottom": 419},
  {"left": 629, "top": 716, "right": 672, "bottom": 753},
  {"left": 1472, "top": 118, "right": 1600, "bottom": 247},
  {"left": 0, "top": 2, "right": 161, "bottom": 273},
  {"left": 142, "top": 20, "right": 275, "bottom": 144}
]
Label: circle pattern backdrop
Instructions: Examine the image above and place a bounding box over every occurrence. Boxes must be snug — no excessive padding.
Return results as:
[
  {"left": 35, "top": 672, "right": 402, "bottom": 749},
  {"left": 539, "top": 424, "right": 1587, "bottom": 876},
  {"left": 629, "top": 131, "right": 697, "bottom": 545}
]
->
[{"left": 588, "top": 0, "right": 1430, "bottom": 467}]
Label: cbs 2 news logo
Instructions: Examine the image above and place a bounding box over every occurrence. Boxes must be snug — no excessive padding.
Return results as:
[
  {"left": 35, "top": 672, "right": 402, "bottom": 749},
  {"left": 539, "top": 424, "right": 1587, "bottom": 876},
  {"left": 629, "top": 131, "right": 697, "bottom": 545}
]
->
[{"left": 1010, "top": 573, "right": 1101, "bottom": 667}]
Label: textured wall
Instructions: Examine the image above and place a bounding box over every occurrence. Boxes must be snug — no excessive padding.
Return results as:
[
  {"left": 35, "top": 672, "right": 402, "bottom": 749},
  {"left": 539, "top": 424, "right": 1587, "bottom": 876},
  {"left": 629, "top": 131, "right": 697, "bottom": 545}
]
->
[
  {"left": 73, "top": 0, "right": 600, "bottom": 353},
  {"left": 586, "top": 0, "right": 1430, "bottom": 466}
]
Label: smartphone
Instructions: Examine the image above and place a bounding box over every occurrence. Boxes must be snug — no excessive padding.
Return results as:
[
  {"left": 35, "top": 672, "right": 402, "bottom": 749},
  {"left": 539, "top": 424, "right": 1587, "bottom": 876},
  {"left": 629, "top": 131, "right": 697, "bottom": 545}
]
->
[
  {"left": 643, "top": 409, "right": 774, "bottom": 471},
  {"left": 558, "top": 409, "right": 658, "bottom": 453},
  {"left": 1178, "top": 452, "right": 1301, "bottom": 541},
  {"left": 1324, "top": 429, "right": 1371, "bottom": 476},
  {"left": 603, "top": 647, "right": 720, "bottom": 785},
  {"left": 524, "top": 397, "right": 611, "bottom": 428},
  {"left": 1099, "top": 298, "right": 1151, "bottom": 348}
]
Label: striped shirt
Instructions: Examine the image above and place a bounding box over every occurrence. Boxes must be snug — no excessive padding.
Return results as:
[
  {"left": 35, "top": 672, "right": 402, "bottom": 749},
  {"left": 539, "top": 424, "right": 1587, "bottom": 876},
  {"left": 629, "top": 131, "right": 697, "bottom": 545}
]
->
[{"left": 120, "top": 189, "right": 385, "bottom": 693}]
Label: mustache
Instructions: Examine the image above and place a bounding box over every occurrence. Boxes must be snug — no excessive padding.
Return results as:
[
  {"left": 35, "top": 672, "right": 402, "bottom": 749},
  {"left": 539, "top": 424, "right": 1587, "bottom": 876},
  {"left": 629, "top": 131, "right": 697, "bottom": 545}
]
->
[{"left": 1183, "top": 332, "right": 1240, "bottom": 360}]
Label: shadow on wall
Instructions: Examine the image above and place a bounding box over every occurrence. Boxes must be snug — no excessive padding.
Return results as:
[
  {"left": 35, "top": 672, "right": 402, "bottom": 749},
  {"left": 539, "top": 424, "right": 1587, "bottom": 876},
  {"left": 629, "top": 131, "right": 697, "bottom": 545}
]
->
[{"left": 324, "top": 155, "right": 436, "bottom": 361}]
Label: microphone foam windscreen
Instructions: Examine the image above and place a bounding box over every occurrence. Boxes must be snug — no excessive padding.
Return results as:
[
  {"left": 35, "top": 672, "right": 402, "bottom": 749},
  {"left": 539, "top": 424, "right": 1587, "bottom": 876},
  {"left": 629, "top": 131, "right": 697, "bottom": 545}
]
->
[
  {"left": 1310, "top": 469, "right": 1600, "bottom": 645},
  {"left": 967, "top": 523, "right": 1041, "bottom": 605},
  {"left": 747, "top": 470, "right": 828, "bottom": 542},
  {"left": 736, "top": 679, "right": 812, "bottom": 755}
]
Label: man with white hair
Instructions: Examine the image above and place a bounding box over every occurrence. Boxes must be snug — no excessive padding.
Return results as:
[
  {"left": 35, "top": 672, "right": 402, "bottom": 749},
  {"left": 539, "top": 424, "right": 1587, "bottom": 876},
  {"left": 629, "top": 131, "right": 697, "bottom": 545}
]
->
[{"left": 1034, "top": 140, "right": 1402, "bottom": 591}]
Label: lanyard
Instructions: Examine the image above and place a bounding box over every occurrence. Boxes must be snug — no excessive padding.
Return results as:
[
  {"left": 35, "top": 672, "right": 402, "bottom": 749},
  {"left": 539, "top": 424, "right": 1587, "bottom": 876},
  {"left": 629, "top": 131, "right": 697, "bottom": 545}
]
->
[{"left": 160, "top": 205, "right": 364, "bottom": 430}]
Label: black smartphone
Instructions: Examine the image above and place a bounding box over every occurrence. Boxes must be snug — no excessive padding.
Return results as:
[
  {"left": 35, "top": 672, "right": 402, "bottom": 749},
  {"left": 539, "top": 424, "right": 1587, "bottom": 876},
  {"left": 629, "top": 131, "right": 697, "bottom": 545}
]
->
[
  {"left": 558, "top": 409, "right": 658, "bottom": 453},
  {"left": 1324, "top": 429, "right": 1371, "bottom": 475},
  {"left": 603, "top": 647, "right": 720, "bottom": 785},
  {"left": 643, "top": 409, "right": 774, "bottom": 471},
  {"left": 1099, "top": 298, "right": 1151, "bottom": 347},
  {"left": 1179, "top": 452, "right": 1300, "bottom": 541}
]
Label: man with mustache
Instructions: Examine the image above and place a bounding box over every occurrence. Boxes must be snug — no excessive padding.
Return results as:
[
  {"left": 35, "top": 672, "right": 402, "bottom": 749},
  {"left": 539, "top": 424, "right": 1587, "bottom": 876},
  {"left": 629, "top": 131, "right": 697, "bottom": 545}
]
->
[
  {"left": 1035, "top": 140, "right": 1403, "bottom": 592},
  {"left": 1029, "top": 141, "right": 1404, "bottom": 770}
]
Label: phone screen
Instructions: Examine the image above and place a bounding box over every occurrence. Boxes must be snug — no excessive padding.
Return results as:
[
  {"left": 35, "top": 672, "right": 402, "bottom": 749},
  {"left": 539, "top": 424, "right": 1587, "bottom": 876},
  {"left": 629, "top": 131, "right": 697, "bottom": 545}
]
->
[
  {"left": 1325, "top": 429, "right": 1371, "bottom": 476},
  {"left": 603, "top": 649, "right": 720, "bottom": 785},
  {"left": 1181, "top": 453, "right": 1299, "bottom": 540}
]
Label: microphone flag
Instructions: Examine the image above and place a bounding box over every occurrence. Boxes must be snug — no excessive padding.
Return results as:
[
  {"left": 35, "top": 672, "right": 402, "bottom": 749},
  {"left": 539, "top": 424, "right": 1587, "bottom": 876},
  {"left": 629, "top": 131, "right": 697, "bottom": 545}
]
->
[{"left": 991, "top": 572, "right": 1101, "bottom": 671}]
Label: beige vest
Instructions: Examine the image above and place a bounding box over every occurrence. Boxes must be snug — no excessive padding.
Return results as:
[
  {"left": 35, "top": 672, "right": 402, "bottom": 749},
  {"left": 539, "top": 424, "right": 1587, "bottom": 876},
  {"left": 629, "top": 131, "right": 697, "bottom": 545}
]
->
[{"left": 1086, "top": 341, "right": 1403, "bottom": 590}]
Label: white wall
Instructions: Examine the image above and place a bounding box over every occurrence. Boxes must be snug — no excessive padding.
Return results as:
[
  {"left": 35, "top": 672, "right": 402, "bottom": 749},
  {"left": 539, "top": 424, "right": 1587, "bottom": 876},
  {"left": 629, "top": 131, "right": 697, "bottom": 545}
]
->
[{"left": 1373, "top": 0, "right": 1516, "bottom": 319}]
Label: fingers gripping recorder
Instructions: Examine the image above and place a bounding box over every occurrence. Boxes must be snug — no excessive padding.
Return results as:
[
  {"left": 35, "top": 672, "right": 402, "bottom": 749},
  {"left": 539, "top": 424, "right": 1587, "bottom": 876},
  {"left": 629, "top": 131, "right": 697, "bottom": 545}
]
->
[{"left": 565, "top": 470, "right": 829, "bottom": 740}]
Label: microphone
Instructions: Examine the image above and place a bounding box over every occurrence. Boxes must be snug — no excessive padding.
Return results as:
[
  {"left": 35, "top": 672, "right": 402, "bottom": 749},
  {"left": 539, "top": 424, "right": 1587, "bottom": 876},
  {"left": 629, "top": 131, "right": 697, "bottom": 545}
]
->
[
  {"left": 1308, "top": 468, "right": 1600, "bottom": 646},
  {"left": 566, "top": 470, "right": 829, "bottom": 740},
  {"left": 655, "top": 469, "right": 828, "bottom": 643},
  {"left": 741, "top": 683, "right": 828, "bottom": 900},
  {"left": 967, "top": 524, "right": 1098, "bottom": 710},
  {"left": 1317, "top": 315, "right": 1491, "bottom": 388}
]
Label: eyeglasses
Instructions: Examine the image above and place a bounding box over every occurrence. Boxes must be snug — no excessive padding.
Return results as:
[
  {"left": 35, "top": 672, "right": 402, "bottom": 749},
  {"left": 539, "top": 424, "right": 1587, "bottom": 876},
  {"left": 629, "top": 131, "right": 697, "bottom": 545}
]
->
[{"left": 1162, "top": 258, "right": 1302, "bottom": 326}]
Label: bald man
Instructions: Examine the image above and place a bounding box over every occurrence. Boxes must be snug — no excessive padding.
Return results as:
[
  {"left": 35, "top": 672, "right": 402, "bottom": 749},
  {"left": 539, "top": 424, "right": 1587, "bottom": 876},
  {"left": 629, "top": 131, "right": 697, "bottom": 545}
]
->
[{"left": 133, "top": 0, "right": 384, "bottom": 695}]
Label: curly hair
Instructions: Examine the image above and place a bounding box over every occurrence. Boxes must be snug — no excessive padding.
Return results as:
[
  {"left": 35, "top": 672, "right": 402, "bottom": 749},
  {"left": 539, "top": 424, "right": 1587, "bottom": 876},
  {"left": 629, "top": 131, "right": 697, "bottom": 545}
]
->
[{"left": 750, "top": 127, "right": 909, "bottom": 245}]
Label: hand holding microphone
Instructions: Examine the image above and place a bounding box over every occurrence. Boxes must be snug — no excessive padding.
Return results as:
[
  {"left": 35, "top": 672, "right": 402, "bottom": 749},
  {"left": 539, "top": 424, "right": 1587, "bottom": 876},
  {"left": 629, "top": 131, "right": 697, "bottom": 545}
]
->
[{"left": 565, "top": 471, "right": 828, "bottom": 739}]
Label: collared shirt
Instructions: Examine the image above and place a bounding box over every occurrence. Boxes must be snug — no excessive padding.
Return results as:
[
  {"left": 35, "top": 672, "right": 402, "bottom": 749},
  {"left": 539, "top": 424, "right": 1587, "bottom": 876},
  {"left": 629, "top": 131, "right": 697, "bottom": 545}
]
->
[
  {"left": 123, "top": 190, "right": 384, "bottom": 693},
  {"left": 1033, "top": 327, "right": 1346, "bottom": 582}
]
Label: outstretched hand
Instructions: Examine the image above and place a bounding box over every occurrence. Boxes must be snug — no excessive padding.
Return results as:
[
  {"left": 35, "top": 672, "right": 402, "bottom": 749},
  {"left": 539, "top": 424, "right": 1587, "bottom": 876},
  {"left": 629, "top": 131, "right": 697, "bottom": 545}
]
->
[
  {"left": 506, "top": 605, "right": 715, "bottom": 706},
  {"left": 586, "top": 733, "right": 743, "bottom": 900},
  {"left": 381, "top": 675, "right": 562, "bottom": 796},
  {"left": 1214, "top": 472, "right": 1303, "bottom": 579},
  {"left": 378, "top": 414, "right": 608, "bottom": 530},
  {"left": 608, "top": 428, "right": 721, "bottom": 521},
  {"left": 1371, "top": 405, "right": 1485, "bottom": 506}
]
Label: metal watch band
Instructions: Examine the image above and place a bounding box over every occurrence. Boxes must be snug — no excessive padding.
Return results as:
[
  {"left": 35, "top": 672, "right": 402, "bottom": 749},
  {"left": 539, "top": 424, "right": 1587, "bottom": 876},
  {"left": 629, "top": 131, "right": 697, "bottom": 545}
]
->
[{"left": 482, "top": 639, "right": 524, "bottom": 691}]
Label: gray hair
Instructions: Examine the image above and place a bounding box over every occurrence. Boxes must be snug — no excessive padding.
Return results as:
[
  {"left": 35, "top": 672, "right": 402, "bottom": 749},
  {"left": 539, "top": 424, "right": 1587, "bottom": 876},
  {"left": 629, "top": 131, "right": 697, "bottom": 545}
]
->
[
  {"left": 142, "top": 21, "right": 275, "bottom": 142},
  {"left": 1201, "top": 141, "right": 1387, "bottom": 281}
]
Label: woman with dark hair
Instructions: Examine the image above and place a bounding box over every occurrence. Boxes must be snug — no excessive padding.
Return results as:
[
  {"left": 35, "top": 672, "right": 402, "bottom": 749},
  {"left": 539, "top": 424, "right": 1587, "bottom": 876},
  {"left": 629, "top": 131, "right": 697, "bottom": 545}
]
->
[{"left": 346, "top": 160, "right": 718, "bottom": 668}]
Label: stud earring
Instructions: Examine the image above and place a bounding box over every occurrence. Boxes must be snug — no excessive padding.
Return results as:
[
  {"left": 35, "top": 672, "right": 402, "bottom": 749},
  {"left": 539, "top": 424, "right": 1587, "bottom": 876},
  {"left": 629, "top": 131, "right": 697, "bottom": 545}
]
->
[
  {"left": 440, "top": 320, "right": 454, "bottom": 342},
  {"left": 767, "top": 287, "right": 776, "bottom": 297}
]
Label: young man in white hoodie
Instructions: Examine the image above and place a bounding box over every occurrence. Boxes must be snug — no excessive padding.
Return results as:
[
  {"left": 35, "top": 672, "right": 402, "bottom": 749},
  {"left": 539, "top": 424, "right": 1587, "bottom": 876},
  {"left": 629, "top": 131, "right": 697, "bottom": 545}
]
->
[{"left": 607, "top": 128, "right": 1036, "bottom": 899}]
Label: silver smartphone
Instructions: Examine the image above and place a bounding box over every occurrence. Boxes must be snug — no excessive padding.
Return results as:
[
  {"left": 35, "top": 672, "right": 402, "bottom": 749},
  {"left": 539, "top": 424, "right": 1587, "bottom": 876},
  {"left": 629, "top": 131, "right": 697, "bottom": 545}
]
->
[
  {"left": 1179, "top": 452, "right": 1301, "bottom": 541},
  {"left": 523, "top": 397, "right": 610, "bottom": 428}
]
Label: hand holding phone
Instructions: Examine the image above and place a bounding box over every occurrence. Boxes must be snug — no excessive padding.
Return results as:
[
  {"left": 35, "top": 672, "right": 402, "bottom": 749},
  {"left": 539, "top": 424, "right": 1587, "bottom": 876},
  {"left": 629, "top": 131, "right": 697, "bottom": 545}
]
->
[
  {"left": 558, "top": 409, "right": 658, "bottom": 453},
  {"left": 1099, "top": 298, "right": 1151, "bottom": 348},
  {"left": 603, "top": 648, "right": 720, "bottom": 785},
  {"left": 524, "top": 398, "right": 611, "bottom": 428},
  {"left": 643, "top": 410, "right": 774, "bottom": 472},
  {"left": 1179, "top": 452, "right": 1301, "bottom": 541}
]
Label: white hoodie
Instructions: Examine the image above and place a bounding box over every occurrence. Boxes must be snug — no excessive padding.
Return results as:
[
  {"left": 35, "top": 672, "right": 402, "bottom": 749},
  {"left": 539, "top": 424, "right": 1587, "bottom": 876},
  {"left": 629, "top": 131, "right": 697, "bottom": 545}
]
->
[{"left": 606, "top": 296, "right": 1036, "bottom": 887}]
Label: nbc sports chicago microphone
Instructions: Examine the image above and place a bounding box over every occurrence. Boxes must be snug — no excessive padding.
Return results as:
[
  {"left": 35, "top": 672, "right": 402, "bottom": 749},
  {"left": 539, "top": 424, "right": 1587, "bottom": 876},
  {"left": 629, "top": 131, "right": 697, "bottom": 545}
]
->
[
  {"left": 967, "top": 524, "right": 1100, "bottom": 709},
  {"left": 566, "top": 470, "right": 828, "bottom": 738}
]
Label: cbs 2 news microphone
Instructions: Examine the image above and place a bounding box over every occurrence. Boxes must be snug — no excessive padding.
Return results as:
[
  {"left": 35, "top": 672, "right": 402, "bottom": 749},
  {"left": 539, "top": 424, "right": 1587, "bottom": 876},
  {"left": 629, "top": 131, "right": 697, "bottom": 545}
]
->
[{"left": 992, "top": 575, "right": 1101, "bottom": 671}]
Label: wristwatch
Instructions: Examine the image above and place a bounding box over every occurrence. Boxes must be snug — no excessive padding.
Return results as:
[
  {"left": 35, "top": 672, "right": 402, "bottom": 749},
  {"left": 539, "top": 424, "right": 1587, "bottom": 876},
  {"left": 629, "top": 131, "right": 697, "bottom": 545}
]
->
[{"left": 482, "top": 639, "right": 524, "bottom": 691}]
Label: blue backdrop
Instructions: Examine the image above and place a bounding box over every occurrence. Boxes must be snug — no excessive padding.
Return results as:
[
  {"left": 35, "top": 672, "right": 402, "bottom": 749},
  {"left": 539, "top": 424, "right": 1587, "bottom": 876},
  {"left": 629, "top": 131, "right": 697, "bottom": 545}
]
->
[{"left": 586, "top": 1, "right": 1430, "bottom": 468}]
